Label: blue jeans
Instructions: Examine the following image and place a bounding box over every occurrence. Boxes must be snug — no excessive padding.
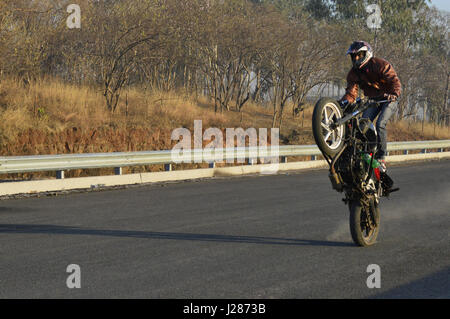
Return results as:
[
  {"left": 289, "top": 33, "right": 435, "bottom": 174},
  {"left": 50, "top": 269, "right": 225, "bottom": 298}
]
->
[{"left": 362, "top": 101, "right": 397, "bottom": 160}]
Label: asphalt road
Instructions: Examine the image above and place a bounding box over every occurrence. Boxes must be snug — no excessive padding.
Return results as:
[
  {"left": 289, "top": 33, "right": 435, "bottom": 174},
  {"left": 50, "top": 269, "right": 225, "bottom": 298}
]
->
[{"left": 0, "top": 160, "right": 449, "bottom": 298}]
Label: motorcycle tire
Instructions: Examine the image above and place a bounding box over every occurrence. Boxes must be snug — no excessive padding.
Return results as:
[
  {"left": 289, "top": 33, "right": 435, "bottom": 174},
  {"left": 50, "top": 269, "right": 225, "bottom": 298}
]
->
[
  {"left": 349, "top": 200, "right": 380, "bottom": 247},
  {"left": 312, "top": 98, "right": 346, "bottom": 158}
]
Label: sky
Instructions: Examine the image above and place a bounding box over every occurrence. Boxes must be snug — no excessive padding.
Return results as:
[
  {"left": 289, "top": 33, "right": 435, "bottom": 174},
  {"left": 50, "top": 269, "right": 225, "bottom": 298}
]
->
[{"left": 429, "top": 0, "right": 450, "bottom": 12}]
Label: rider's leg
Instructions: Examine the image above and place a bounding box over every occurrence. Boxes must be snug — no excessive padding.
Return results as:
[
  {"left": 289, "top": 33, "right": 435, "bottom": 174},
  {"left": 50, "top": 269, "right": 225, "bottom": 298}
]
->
[
  {"left": 375, "top": 101, "right": 397, "bottom": 160},
  {"left": 362, "top": 104, "right": 381, "bottom": 122},
  {"left": 362, "top": 106, "right": 381, "bottom": 155}
]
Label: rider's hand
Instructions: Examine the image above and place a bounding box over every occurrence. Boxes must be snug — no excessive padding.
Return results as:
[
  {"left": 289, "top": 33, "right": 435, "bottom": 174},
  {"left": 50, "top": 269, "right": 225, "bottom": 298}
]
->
[{"left": 384, "top": 94, "right": 398, "bottom": 102}]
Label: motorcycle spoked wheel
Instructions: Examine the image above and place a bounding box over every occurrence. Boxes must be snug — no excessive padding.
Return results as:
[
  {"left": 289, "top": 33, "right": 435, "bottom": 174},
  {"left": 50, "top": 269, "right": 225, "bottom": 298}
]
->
[
  {"left": 349, "top": 200, "right": 380, "bottom": 247},
  {"left": 312, "top": 98, "right": 346, "bottom": 158}
]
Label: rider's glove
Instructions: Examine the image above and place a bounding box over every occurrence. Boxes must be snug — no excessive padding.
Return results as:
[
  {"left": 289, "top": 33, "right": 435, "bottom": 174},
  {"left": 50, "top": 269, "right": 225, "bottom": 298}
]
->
[
  {"left": 338, "top": 99, "right": 349, "bottom": 107},
  {"left": 384, "top": 94, "right": 398, "bottom": 102}
]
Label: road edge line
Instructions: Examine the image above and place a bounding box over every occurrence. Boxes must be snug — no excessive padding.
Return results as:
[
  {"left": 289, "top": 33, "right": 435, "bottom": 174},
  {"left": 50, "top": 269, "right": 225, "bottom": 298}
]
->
[{"left": 0, "top": 152, "right": 449, "bottom": 197}]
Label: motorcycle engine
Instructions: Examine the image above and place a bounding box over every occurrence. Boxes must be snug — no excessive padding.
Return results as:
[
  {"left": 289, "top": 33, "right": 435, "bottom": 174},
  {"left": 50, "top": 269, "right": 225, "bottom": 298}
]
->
[
  {"left": 335, "top": 146, "right": 368, "bottom": 188},
  {"left": 354, "top": 156, "right": 367, "bottom": 181},
  {"left": 335, "top": 148, "right": 354, "bottom": 185}
]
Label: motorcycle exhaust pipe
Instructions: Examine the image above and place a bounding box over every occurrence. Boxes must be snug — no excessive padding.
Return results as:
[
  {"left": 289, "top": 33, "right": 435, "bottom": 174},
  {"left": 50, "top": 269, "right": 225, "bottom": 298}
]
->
[
  {"left": 329, "top": 145, "right": 347, "bottom": 193},
  {"left": 329, "top": 172, "right": 343, "bottom": 192}
]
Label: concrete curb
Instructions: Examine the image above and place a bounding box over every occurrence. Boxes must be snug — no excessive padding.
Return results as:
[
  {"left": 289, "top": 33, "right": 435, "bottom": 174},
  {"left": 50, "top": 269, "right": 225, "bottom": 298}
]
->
[
  {"left": 386, "top": 152, "right": 450, "bottom": 163},
  {"left": 0, "top": 152, "right": 449, "bottom": 197}
]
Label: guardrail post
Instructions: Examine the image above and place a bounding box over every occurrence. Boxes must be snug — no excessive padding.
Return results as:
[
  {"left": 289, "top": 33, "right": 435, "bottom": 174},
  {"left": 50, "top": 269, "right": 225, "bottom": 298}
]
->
[
  {"left": 56, "top": 170, "right": 65, "bottom": 179},
  {"left": 1, "top": 141, "right": 448, "bottom": 179}
]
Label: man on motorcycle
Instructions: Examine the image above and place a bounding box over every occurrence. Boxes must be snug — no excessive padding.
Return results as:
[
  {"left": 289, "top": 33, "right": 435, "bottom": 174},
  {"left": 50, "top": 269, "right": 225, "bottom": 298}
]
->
[{"left": 339, "top": 41, "right": 402, "bottom": 170}]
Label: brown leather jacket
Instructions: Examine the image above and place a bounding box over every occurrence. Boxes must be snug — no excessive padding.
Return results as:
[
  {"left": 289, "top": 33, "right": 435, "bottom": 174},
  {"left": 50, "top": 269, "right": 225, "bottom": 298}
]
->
[{"left": 341, "top": 57, "right": 402, "bottom": 103}]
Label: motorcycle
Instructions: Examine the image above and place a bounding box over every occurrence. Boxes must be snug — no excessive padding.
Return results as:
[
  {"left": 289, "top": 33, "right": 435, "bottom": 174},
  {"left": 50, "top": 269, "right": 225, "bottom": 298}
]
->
[{"left": 312, "top": 97, "right": 399, "bottom": 246}]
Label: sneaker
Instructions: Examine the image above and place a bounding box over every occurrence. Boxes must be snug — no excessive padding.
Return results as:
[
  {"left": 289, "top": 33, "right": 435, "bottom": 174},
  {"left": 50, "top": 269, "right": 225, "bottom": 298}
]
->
[{"left": 378, "top": 159, "right": 387, "bottom": 172}]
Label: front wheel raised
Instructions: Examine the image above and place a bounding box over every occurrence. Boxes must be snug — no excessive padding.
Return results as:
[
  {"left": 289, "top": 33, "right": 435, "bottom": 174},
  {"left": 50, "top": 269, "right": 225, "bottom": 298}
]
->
[
  {"left": 312, "top": 98, "right": 346, "bottom": 158},
  {"left": 349, "top": 200, "right": 380, "bottom": 247}
]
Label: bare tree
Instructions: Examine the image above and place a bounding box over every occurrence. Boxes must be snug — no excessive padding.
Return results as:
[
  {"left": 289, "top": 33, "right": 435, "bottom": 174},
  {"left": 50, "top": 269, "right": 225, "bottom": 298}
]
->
[{"left": 82, "top": 1, "right": 166, "bottom": 112}]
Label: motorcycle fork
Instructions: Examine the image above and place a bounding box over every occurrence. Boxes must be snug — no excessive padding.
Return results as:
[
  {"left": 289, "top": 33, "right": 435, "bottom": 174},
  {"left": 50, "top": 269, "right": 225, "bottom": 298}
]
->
[
  {"left": 369, "top": 198, "right": 378, "bottom": 227},
  {"left": 357, "top": 196, "right": 378, "bottom": 229}
]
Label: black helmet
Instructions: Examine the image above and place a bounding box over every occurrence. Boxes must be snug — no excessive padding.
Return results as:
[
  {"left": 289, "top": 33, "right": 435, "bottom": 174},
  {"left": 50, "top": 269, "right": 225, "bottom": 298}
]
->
[{"left": 347, "top": 41, "right": 373, "bottom": 69}]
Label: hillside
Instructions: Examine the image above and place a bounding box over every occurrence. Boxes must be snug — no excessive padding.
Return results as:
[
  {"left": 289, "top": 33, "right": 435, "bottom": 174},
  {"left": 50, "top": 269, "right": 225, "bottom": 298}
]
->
[{"left": 0, "top": 78, "right": 448, "bottom": 178}]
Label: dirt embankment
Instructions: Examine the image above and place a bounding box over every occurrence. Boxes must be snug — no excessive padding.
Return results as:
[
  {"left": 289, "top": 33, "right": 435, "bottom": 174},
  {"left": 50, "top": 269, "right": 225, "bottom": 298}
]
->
[{"left": 0, "top": 78, "right": 448, "bottom": 179}]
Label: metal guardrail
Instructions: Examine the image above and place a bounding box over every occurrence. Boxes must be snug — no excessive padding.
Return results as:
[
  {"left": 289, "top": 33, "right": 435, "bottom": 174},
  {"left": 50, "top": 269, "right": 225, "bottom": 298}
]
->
[{"left": 0, "top": 140, "right": 449, "bottom": 177}]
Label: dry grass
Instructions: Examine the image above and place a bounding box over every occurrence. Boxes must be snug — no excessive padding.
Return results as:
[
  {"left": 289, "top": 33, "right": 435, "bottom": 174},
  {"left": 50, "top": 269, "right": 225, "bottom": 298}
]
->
[
  {"left": 390, "top": 119, "right": 450, "bottom": 141},
  {"left": 0, "top": 76, "right": 448, "bottom": 179}
]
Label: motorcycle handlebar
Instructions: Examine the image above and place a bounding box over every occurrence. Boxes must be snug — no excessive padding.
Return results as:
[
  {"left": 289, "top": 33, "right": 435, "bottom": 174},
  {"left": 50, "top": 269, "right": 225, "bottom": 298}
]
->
[
  {"left": 330, "top": 98, "right": 392, "bottom": 130},
  {"left": 330, "top": 99, "right": 390, "bottom": 129},
  {"left": 366, "top": 99, "right": 390, "bottom": 105},
  {"left": 340, "top": 97, "right": 391, "bottom": 109}
]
